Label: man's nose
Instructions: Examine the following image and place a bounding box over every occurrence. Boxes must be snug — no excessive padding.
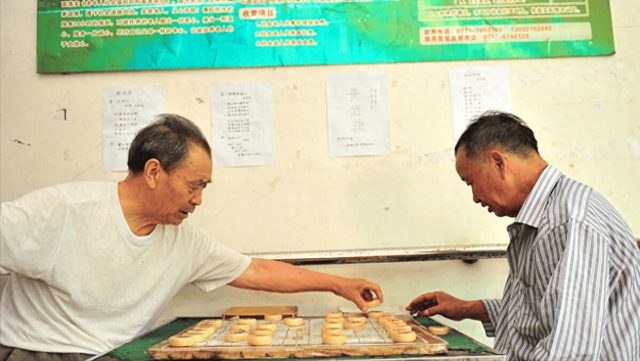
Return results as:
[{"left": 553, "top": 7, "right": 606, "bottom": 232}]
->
[
  {"left": 191, "top": 188, "right": 203, "bottom": 206},
  {"left": 473, "top": 192, "right": 480, "bottom": 204}
]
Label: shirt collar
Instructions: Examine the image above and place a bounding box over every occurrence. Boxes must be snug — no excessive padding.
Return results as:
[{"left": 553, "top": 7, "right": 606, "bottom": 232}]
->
[{"left": 514, "top": 165, "right": 562, "bottom": 228}]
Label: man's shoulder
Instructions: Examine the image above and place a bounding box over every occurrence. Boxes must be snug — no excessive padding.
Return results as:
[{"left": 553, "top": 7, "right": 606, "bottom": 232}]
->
[
  {"left": 552, "top": 176, "right": 618, "bottom": 218},
  {"left": 548, "top": 175, "right": 592, "bottom": 211},
  {"left": 50, "top": 181, "right": 115, "bottom": 203},
  {"left": 3, "top": 182, "right": 113, "bottom": 209},
  {"left": 552, "top": 173, "right": 591, "bottom": 196},
  {"left": 547, "top": 174, "right": 632, "bottom": 237},
  {"left": 539, "top": 172, "right": 594, "bottom": 230}
]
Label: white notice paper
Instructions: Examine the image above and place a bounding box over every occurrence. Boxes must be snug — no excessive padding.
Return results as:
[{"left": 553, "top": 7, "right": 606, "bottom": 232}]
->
[
  {"left": 449, "top": 67, "right": 512, "bottom": 144},
  {"left": 211, "top": 82, "right": 275, "bottom": 167},
  {"left": 327, "top": 71, "right": 390, "bottom": 157},
  {"left": 102, "top": 86, "right": 164, "bottom": 171}
]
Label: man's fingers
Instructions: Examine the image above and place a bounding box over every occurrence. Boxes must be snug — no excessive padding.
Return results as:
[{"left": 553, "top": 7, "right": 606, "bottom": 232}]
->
[
  {"left": 363, "top": 283, "right": 383, "bottom": 303},
  {"left": 418, "top": 304, "right": 444, "bottom": 317},
  {"left": 361, "top": 289, "right": 374, "bottom": 302},
  {"left": 355, "top": 296, "right": 369, "bottom": 313},
  {"left": 410, "top": 301, "right": 437, "bottom": 311},
  {"left": 373, "top": 286, "right": 384, "bottom": 303},
  {"left": 409, "top": 293, "right": 436, "bottom": 308},
  {"left": 345, "top": 280, "right": 382, "bottom": 314}
]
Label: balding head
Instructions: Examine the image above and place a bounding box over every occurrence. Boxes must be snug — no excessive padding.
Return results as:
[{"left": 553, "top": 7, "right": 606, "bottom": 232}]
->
[
  {"left": 127, "top": 114, "right": 211, "bottom": 175},
  {"left": 455, "top": 111, "right": 539, "bottom": 163}
]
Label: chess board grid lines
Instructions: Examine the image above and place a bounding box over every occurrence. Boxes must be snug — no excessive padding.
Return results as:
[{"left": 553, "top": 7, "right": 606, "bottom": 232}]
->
[{"left": 192, "top": 319, "right": 313, "bottom": 347}]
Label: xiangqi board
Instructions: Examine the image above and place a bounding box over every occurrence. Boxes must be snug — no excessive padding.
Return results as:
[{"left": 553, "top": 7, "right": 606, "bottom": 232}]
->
[{"left": 148, "top": 314, "right": 448, "bottom": 359}]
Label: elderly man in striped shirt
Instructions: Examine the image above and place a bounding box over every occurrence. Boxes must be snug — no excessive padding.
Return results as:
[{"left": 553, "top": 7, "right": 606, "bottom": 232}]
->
[{"left": 406, "top": 112, "right": 640, "bottom": 360}]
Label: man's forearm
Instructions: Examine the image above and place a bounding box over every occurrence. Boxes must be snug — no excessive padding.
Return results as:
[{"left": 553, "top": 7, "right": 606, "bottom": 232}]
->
[{"left": 229, "top": 258, "right": 339, "bottom": 294}]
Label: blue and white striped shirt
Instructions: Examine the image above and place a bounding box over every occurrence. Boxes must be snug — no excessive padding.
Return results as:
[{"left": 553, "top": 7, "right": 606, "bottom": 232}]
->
[{"left": 480, "top": 165, "right": 640, "bottom": 361}]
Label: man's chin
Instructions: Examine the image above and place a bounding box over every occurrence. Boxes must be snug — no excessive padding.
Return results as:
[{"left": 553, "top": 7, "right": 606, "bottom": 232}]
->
[
  {"left": 489, "top": 208, "right": 506, "bottom": 217},
  {"left": 493, "top": 210, "right": 516, "bottom": 218},
  {"left": 169, "top": 214, "right": 188, "bottom": 225}
]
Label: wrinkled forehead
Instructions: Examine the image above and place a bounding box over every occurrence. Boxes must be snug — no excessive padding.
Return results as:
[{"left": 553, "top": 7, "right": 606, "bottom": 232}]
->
[
  {"left": 455, "top": 146, "right": 483, "bottom": 180},
  {"left": 454, "top": 145, "right": 470, "bottom": 170},
  {"left": 173, "top": 146, "right": 213, "bottom": 179},
  {"left": 455, "top": 153, "right": 467, "bottom": 180}
]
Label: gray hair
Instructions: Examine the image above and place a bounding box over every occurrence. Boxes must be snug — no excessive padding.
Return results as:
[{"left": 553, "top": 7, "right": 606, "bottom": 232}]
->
[
  {"left": 454, "top": 111, "right": 539, "bottom": 160},
  {"left": 127, "top": 114, "right": 211, "bottom": 174}
]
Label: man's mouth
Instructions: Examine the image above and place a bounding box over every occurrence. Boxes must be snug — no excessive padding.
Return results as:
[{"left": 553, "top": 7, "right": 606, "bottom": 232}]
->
[{"left": 179, "top": 208, "right": 195, "bottom": 216}]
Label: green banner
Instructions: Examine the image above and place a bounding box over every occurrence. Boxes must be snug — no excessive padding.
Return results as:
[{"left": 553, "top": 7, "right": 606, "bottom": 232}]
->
[{"left": 37, "top": 0, "right": 614, "bottom": 73}]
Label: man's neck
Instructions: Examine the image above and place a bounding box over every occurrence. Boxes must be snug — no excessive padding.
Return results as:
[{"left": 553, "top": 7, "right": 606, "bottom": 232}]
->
[
  {"left": 512, "top": 156, "right": 549, "bottom": 216},
  {"left": 118, "top": 175, "right": 158, "bottom": 236},
  {"left": 523, "top": 157, "right": 549, "bottom": 193}
]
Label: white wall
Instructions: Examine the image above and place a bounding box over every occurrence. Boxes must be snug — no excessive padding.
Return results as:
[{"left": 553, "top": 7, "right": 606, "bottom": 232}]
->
[{"left": 1, "top": 0, "right": 638, "bottom": 348}]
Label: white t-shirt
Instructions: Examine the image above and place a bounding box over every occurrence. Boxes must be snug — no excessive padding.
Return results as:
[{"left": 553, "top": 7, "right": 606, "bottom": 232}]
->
[{"left": 0, "top": 182, "right": 251, "bottom": 354}]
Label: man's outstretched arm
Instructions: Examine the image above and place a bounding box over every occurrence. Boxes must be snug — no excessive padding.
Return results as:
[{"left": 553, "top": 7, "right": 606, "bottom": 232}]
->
[{"left": 229, "top": 258, "right": 383, "bottom": 313}]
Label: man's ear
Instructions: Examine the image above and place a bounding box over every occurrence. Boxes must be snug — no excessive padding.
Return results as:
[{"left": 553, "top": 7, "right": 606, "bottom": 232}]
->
[
  {"left": 488, "top": 150, "right": 508, "bottom": 180},
  {"left": 143, "top": 159, "right": 163, "bottom": 189}
]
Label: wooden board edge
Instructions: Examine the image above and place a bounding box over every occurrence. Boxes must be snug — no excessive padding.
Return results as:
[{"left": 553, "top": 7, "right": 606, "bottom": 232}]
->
[{"left": 222, "top": 306, "right": 299, "bottom": 320}]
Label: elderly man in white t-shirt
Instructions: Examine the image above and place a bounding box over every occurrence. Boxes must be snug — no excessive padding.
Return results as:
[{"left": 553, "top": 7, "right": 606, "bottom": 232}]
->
[{"left": 0, "top": 114, "right": 383, "bottom": 361}]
